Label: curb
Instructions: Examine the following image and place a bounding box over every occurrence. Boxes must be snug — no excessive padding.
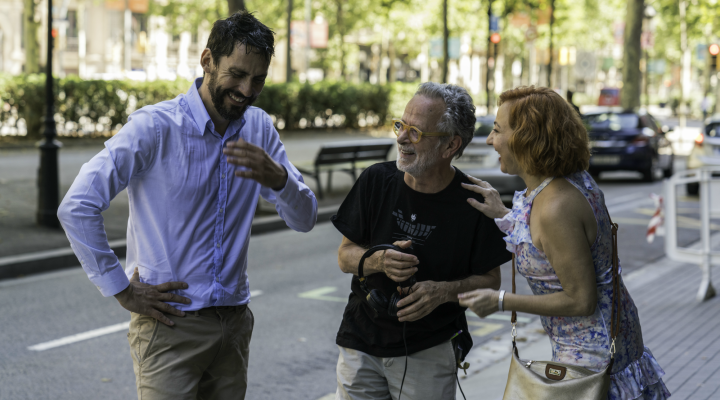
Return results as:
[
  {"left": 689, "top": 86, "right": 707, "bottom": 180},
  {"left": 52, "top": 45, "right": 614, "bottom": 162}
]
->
[{"left": 0, "top": 204, "right": 339, "bottom": 281}]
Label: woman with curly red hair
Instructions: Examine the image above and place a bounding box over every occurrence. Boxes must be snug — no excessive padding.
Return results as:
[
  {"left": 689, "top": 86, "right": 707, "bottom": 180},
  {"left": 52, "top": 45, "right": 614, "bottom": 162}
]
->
[{"left": 459, "top": 86, "right": 670, "bottom": 399}]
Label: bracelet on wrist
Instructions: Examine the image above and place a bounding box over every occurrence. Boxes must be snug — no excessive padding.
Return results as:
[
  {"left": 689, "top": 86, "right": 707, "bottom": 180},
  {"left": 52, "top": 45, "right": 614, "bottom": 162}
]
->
[{"left": 498, "top": 289, "right": 506, "bottom": 312}]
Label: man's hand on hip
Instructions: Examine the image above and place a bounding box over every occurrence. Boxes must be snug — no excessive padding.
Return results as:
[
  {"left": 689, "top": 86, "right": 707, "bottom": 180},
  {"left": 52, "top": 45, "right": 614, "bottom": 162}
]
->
[
  {"left": 395, "top": 281, "right": 448, "bottom": 322},
  {"left": 114, "top": 267, "right": 192, "bottom": 326},
  {"left": 223, "top": 139, "right": 288, "bottom": 190}
]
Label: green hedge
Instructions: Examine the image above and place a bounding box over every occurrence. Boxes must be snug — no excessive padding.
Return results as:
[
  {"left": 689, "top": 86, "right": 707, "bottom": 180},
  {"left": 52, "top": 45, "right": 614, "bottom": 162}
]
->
[
  {"left": 0, "top": 74, "right": 190, "bottom": 140},
  {"left": 0, "top": 75, "right": 405, "bottom": 140}
]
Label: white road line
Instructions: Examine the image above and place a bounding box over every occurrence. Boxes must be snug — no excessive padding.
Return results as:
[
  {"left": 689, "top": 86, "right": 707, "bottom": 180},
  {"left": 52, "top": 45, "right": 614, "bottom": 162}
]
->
[
  {"left": 466, "top": 310, "right": 532, "bottom": 323},
  {"left": 28, "top": 321, "right": 130, "bottom": 351},
  {"left": 607, "top": 197, "right": 653, "bottom": 214},
  {"left": 298, "top": 286, "right": 347, "bottom": 302},
  {"left": 28, "top": 289, "right": 264, "bottom": 352},
  {"left": 605, "top": 192, "right": 649, "bottom": 207}
]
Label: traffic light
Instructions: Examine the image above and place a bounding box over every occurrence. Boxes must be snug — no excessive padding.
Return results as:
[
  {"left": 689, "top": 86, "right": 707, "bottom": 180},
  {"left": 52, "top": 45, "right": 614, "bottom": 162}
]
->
[
  {"left": 51, "top": 28, "right": 58, "bottom": 49},
  {"left": 709, "top": 43, "right": 719, "bottom": 71},
  {"left": 490, "top": 33, "right": 501, "bottom": 44}
]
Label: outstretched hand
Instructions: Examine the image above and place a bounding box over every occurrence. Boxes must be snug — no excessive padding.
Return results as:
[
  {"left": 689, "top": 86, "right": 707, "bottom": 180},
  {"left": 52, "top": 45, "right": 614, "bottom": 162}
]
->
[
  {"left": 458, "top": 288, "right": 499, "bottom": 318},
  {"left": 461, "top": 174, "right": 510, "bottom": 220},
  {"left": 114, "top": 268, "right": 192, "bottom": 326},
  {"left": 223, "top": 139, "right": 288, "bottom": 190}
]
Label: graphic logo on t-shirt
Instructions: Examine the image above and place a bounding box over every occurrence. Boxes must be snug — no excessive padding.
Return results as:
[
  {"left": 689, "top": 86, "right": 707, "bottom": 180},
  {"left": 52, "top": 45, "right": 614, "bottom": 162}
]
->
[{"left": 391, "top": 209, "right": 436, "bottom": 246}]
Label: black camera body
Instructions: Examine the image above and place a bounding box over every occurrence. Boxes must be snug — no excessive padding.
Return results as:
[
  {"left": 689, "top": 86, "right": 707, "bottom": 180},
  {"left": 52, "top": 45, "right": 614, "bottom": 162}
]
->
[{"left": 358, "top": 244, "right": 417, "bottom": 318}]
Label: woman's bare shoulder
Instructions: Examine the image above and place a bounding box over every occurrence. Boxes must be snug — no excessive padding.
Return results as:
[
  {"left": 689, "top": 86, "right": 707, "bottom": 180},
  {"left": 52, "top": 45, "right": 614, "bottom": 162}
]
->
[{"left": 533, "top": 178, "right": 594, "bottom": 226}]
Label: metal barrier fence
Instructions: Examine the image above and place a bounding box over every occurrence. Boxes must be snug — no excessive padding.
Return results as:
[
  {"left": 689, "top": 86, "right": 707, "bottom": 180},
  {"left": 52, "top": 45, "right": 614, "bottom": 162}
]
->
[{"left": 664, "top": 166, "right": 720, "bottom": 301}]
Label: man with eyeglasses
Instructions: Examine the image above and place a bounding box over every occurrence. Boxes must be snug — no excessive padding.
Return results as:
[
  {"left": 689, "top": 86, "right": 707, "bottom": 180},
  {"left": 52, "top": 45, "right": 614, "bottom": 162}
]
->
[{"left": 330, "top": 82, "right": 510, "bottom": 399}]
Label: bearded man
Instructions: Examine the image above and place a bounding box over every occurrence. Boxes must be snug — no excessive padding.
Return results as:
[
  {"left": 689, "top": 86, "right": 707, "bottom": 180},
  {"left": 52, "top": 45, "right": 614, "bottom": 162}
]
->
[
  {"left": 57, "top": 11, "right": 317, "bottom": 399},
  {"left": 330, "top": 83, "right": 510, "bottom": 400}
]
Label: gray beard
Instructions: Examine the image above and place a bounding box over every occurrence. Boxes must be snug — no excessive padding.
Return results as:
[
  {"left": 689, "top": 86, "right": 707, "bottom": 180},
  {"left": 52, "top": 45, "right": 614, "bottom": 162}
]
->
[{"left": 396, "top": 144, "right": 442, "bottom": 176}]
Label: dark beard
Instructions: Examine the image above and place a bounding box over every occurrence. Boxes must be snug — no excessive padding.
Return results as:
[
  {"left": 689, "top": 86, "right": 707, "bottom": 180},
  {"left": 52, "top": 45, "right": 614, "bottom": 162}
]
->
[{"left": 207, "top": 71, "right": 258, "bottom": 121}]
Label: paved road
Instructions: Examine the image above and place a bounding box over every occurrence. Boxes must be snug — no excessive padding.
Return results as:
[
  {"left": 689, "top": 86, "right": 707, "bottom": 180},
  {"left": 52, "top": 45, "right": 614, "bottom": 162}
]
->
[
  {"left": 0, "top": 165, "right": 709, "bottom": 399},
  {"left": 0, "top": 121, "right": 711, "bottom": 399}
]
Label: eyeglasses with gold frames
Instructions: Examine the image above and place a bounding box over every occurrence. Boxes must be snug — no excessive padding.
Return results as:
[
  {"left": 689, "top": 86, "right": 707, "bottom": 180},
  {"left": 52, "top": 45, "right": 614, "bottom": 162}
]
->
[{"left": 391, "top": 119, "right": 451, "bottom": 144}]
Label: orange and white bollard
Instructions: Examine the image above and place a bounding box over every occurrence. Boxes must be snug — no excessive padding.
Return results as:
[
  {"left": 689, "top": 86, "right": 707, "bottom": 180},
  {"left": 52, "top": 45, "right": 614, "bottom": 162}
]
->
[{"left": 646, "top": 193, "right": 664, "bottom": 244}]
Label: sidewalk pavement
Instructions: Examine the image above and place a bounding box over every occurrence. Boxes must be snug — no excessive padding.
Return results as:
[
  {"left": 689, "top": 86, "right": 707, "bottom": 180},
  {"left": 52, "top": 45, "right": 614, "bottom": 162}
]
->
[
  {"left": 459, "top": 233, "right": 720, "bottom": 400},
  {"left": 0, "top": 129, "right": 393, "bottom": 278}
]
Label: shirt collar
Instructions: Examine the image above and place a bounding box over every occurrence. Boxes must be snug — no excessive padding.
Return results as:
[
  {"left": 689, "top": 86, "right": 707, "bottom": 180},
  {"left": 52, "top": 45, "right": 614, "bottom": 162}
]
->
[
  {"left": 186, "top": 78, "right": 213, "bottom": 136},
  {"left": 186, "top": 77, "right": 246, "bottom": 139}
]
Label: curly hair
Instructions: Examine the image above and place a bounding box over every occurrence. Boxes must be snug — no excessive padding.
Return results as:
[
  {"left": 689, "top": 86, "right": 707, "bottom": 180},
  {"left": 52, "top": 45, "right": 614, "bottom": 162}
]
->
[
  {"left": 498, "top": 86, "right": 590, "bottom": 177},
  {"left": 206, "top": 10, "right": 275, "bottom": 65},
  {"left": 415, "top": 82, "right": 476, "bottom": 158}
]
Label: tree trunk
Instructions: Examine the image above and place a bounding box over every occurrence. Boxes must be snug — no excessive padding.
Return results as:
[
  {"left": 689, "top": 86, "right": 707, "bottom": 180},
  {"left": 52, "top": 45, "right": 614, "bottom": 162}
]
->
[
  {"left": 503, "top": 52, "right": 513, "bottom": 91},
  {"left": 621, "top": 0, "right": 643, "bottom": 111},
  {"left": 442, "top": 0, "right": 449, "bottom": 83},
  {"left": 227, "top": 0, "right": 246, "bottom": 15},
  {"left": 548, "top": 0, "right": 554, "bottom": 87},
  {"left": 335, "top": 0, "right": 345, "bottom": 80},
  {"left": 23, "top": 0, "right": 40, "bottom": 73},
  {"left": 388, "top": 40, "right": 396, "bottom": 83},
  {"left": 286, "top": 0, "right": 293, "bottom": 82}
]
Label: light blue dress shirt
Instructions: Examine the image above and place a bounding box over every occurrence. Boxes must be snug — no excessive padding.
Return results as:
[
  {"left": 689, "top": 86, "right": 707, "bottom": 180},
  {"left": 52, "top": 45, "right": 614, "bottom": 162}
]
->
[{"left": 58, "top": 78, "right": 317, "bottom": 310}]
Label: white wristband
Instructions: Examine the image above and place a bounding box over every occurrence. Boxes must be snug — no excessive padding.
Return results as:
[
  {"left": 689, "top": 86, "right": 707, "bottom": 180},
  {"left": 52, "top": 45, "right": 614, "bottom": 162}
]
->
[{"left": 498, "top": 290, "right": 506, "bottom": 312}]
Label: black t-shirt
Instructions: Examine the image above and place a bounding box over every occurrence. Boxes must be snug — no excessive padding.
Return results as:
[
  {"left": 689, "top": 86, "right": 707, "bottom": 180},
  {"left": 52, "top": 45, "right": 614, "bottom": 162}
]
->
[{"left": 331, "top": 161, "right": 512, "bottom": 357}]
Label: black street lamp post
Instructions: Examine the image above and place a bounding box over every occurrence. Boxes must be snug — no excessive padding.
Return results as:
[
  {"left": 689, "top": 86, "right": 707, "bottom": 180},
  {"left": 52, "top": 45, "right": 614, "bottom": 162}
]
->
[{"left": 36, "top": 0, "right": 62, "bottom": 228}]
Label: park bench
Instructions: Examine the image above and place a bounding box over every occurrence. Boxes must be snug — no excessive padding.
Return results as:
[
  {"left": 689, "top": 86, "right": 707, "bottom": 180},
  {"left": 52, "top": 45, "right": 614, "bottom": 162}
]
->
[{"left": 296, "top": 139, "right": 395, "bottom": 199}]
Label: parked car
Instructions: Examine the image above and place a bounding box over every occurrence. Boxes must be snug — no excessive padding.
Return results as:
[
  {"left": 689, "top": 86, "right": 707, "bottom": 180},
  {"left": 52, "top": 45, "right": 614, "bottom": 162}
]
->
[
  {"left": 685, "top": 115, "right": 720, "bottom": 195},
  {"left": 583, "top": 110, "right": 674, "bottom": 182},
  {"left": 454, "top": 115, "right": 526, "bottom": 199},
  {"left": 598, "top": 88, "right": 621, "bottom": 106}
]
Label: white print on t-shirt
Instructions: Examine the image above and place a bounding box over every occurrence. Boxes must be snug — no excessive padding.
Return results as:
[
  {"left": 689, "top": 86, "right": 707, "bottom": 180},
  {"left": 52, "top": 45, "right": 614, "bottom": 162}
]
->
[{"left": 391, "top": 209, "right": 436, "bottom": 246}]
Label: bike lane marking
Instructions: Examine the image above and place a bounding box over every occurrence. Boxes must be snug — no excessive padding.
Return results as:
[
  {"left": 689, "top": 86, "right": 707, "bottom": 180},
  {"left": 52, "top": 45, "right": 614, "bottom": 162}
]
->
[
  {"left": 27, "top": 289, "right": 264, "bottom": 351},
  {"left": 298, "top": 286, "right": 347, "bottom": 302}
]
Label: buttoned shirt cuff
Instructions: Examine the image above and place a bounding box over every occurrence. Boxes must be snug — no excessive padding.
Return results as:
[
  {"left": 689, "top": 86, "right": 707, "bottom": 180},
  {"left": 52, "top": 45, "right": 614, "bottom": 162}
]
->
[{"left": 88, "top": 262, "right": 131, "bottom": 297}]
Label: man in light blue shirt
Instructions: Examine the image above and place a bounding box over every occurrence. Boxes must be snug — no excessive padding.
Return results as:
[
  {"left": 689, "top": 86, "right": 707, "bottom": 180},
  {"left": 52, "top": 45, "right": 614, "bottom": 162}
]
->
[{"left": 57, "top": 11, "right": 317, "bottom": 399}]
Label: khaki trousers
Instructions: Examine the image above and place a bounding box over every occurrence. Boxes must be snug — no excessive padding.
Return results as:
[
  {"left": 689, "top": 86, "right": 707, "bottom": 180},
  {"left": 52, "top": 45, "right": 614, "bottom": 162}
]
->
[
  {"left": 335, "top": 341, "right": 458, "bottom": 400},
  {"left": 127, "top": 305, "right": 254, "bottom": 400}
]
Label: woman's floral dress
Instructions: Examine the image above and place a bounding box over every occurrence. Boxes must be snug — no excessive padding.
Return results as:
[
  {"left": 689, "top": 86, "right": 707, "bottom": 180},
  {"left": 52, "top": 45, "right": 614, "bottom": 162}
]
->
[{"left": 495, "top": 170, "right": 671, "bottom": 399}]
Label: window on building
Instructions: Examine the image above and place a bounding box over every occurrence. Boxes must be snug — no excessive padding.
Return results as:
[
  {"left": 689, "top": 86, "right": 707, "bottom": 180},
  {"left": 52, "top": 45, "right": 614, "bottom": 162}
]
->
[
  {"left": 108, "top": 10, "right": 123, "bottom": 42},
  {"left": 66, "top": 10, "right": 78, "bottom": 51},
  {"left": 67, "top": 10, "right": 78, "bottom": 38},
  {"left": 132, "top": 13, "right": 147, "bottom": 53}
]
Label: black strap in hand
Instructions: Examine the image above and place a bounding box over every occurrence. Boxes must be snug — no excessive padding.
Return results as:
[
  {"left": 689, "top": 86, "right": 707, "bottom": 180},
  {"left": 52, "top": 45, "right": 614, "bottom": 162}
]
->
[{"left": 358, "top": 244, "right": 402, "bottom": 291}]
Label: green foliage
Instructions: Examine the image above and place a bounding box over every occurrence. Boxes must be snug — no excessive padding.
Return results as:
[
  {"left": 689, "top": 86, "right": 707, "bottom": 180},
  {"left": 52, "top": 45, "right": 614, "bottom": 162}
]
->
[
  {"left": 653, "top": 0, "right": 720, "bottom": 63},
  {"left": 150, "top": 0, "right": 226, "bottom": 36},
  {"left": 0, "top": 74, "right": 192, "bottom": 140},
  {"left": 1, "top": 74, "right": 51, "bottom": 141},
  {"left": 255, "top": 81, "right": 391, "bottom": 129},
  {"left": 0, "top": 75, "right": 394, "bottom": 139},
  {"left": 386, "top": 81, "right": 419, "bottom": 118}
]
